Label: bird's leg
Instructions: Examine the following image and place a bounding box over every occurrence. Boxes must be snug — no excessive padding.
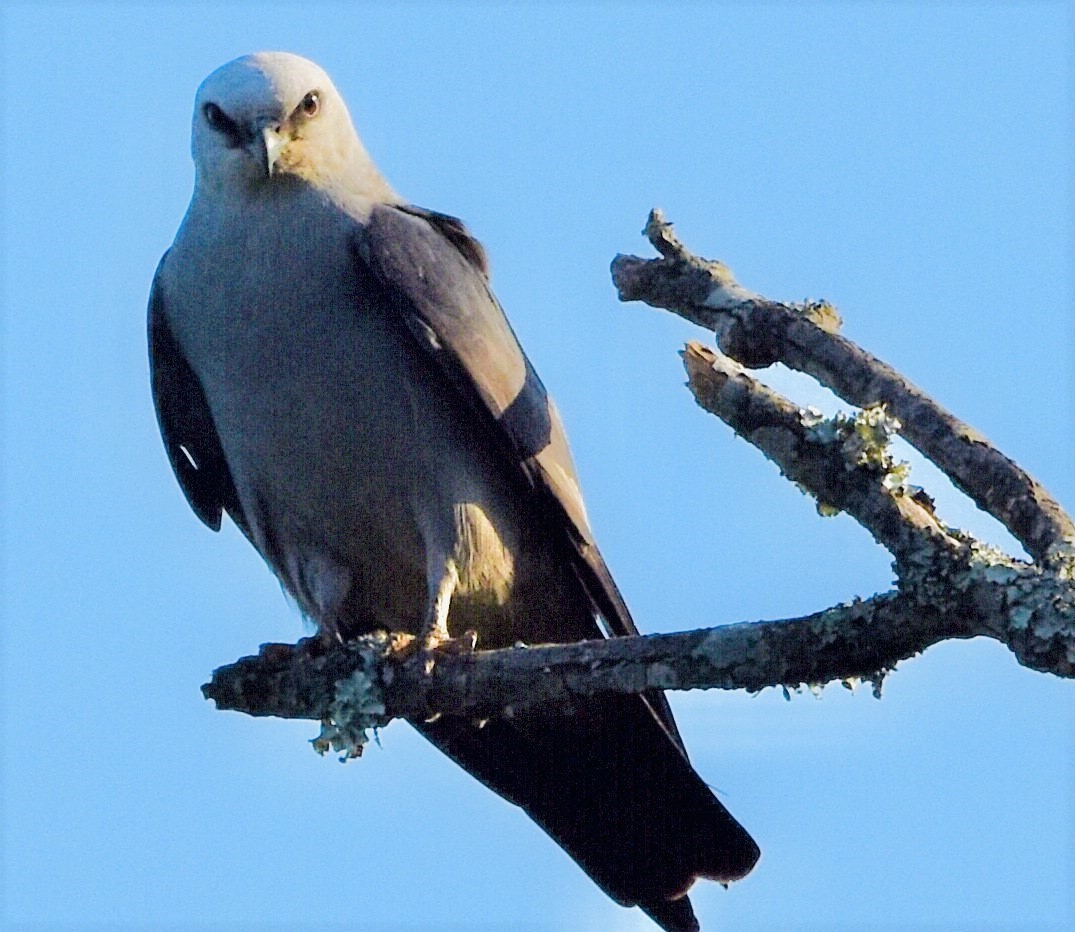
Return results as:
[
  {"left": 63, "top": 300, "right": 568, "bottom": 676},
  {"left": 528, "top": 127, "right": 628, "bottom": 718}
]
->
[
  {"left": 419, "top": 559, "right": 476, "bottom": 673},
  {"left": 422, "top": 560, "right": 457, "bottom": 650}
]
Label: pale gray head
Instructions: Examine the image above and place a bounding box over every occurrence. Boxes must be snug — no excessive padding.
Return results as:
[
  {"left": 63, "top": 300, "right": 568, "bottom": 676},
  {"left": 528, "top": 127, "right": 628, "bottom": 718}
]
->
[{"left": 191, "top": 52, "right": 395, "bottom": 200}]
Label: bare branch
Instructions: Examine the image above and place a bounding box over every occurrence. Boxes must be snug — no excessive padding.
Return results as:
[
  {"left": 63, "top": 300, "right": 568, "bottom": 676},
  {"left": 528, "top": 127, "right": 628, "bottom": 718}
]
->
[
  {"left": 611, "top": 210, "right": 1075, "bottom": 564},
  {"left": 204, "top": 555, "right": 1073, "bottom": 730},
  {"left": 681, "top": 341, "right": 957, "bottom": 562},
  {"left": 205, "top": 598, "right": 950, "bottom": 724}
]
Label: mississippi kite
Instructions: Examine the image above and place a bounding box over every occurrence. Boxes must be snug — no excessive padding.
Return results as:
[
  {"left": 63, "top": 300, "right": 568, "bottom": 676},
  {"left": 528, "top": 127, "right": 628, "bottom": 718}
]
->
[{"left": 149, "top": 52, "right": 759, "bottom": 931}]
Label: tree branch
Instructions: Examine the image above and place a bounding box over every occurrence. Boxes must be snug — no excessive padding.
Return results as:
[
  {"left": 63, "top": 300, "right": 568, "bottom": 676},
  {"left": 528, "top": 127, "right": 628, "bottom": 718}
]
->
[
  {"left": 205, "top": 551, "right": 1071, "bottom": 736},
  {"left": 612, "top": 210, "right": 1075, "bottom": 565},
  {"left": 680, "top": 341, "right": 957, "bottom": 561}
]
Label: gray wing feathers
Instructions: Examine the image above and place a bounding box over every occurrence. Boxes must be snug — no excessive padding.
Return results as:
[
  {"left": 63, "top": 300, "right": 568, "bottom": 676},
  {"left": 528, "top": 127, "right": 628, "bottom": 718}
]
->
[
  {"left": 359, "top": 205, "right": 686, "bottom": 752},
  {"left": 360, "top": 205, "right": 558, "bottom": 465},
  {"left": 359, "top": 204, "right": 611, "bottom": 587}
]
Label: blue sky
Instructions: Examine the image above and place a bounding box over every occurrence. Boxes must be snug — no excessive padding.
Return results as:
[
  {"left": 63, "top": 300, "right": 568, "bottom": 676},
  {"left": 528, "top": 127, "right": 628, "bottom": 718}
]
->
[{"left": 2, "top": 3, "right": 1073, "bottom": 930}]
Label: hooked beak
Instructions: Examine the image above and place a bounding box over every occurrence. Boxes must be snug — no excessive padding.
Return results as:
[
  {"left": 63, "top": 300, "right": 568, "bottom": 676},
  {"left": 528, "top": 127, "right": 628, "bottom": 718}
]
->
[{"left": 258, "top": 124, "right": 287, "bottom": 177}]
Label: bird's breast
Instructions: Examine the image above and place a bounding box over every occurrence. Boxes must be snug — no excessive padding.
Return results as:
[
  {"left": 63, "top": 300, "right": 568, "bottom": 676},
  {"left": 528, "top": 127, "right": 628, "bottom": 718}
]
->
[{"left": 165, "top": 196, "right": 529, "bottom": 636}]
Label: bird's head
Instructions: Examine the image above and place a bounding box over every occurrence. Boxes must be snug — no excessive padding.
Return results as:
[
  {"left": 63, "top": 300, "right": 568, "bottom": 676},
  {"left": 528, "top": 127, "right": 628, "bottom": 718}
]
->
[{"left": 191, "top": 52, "right": 393, "bottom": 199}]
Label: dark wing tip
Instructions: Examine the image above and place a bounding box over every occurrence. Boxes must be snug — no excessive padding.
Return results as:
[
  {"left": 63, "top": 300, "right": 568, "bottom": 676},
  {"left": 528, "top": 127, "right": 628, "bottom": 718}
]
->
[
  {"left": 148, "top": 259, "right": 241, "bottom": 535},
  {"left": 641, "top": 895, "right": 700, "bottom": 932},
  {"left": 185, "top": 473, "right": 224, "bottom": 531}
]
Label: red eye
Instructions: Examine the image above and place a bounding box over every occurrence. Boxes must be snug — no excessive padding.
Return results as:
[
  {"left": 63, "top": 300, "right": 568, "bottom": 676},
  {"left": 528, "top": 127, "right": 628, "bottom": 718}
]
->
[{"left": 300, "top": 91, "right": 320, "bottom": 118}]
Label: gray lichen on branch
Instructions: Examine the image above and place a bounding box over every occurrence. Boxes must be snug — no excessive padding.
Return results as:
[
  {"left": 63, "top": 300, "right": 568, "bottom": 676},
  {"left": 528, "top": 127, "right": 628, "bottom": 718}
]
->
[{"left": 203, "top": 210, "right": 1075, "bottom": 739}]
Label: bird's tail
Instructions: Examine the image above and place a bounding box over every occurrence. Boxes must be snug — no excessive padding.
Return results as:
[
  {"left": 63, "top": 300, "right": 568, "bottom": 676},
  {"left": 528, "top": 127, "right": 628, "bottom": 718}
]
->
[{"left": 416, "top": 690, "right": 759, "bottom": 931}]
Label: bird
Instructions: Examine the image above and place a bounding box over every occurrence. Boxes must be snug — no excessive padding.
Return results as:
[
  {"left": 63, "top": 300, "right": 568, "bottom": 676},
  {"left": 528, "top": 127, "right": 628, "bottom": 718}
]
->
[{"left": 149, "top": 51, "right": 759, "bottom": 931}]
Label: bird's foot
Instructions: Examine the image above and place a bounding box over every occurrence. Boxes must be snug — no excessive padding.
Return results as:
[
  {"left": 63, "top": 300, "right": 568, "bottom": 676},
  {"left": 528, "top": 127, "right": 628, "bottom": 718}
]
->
[
  {"left": 419, "top": 628, "right": 478, "bottom": 674},
  {"left": 422, "top": 628, "right": 478, "bottom": 655},
  {"left": 382, "top": 631, "right": 419, "bottom": 660}
]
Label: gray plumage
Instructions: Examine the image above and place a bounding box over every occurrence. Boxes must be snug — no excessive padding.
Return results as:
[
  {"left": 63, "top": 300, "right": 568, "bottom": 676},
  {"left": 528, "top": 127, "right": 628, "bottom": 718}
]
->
[{"left": 150, "top": 52, "right": 758, "bottom": 931}]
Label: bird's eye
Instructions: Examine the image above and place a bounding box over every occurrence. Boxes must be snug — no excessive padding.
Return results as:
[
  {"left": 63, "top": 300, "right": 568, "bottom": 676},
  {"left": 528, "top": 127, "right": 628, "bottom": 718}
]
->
[
  {"left": 299, "top": 91, "right": 321, "bottom": 118},
  {"left": 204, "top": 102, "right": 228, "bottom": 128},
  {"left": 202, "top": 102, "right": 246, "bottom": 146}
]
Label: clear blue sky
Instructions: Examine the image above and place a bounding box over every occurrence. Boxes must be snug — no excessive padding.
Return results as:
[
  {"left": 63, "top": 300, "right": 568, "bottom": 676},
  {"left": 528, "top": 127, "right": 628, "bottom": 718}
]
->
[{"left": 2, "top": 4, "right": 1073, "bottom": 930}]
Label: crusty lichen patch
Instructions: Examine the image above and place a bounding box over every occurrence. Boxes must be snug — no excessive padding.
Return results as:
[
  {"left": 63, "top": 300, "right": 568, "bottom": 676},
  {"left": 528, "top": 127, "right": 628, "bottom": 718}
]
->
[
  {"left": 797, "top": 299, "right": 843, "bottom": 334},
  {"left": 796, "top": 403, "right": 910, "bottom": 516},
  {"left": 803, "top": 404, "right": 907, "bottom": 481},
  {"left": 311, "top": 636, "right": 391, "bottom": 761}
]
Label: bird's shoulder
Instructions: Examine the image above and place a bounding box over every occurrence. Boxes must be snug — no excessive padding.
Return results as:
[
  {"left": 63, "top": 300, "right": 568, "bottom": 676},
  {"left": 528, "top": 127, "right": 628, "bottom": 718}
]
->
[
  {"left": 390, "top": 203, "right": 490, "bottom": 278},
  {"left": 356, "top": 200, "right": 562, "bottom": 467}
]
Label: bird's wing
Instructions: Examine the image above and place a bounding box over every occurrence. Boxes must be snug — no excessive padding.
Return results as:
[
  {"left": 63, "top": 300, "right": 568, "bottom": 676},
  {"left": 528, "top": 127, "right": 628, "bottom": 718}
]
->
[
  {"left": 358, "top": 204, "right": 685, "bottom": 751},
  {"left": 148, "top": 255, "right": 248, "bottom": 537}
]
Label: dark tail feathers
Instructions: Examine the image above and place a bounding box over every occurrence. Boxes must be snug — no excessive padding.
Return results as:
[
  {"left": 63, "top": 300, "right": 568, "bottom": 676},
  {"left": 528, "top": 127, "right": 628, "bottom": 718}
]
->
[{"left": 417, "top": 690, "right": 759, "bottom": 930}]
